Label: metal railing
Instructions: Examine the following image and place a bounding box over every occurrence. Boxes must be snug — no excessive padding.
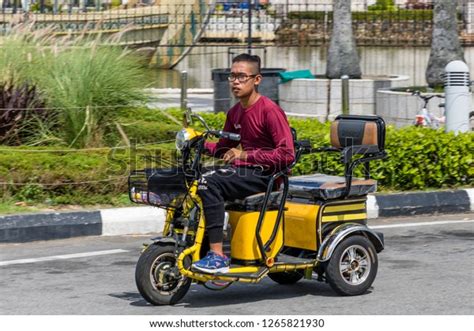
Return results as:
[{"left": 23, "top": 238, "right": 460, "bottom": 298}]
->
[{"left": 1, "top": 1, "right": 473, "bottom": 46}]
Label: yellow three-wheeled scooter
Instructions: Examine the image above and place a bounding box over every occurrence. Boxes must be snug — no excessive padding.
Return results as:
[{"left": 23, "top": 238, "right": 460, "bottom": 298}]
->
[{"left": 129, "top": 112, "right": 386, "bottom": 305}]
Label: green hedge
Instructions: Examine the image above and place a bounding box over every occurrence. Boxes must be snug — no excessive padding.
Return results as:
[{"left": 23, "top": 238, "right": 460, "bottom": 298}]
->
[
  {"left": 111, "top": 107, "right": 182, "bottom": 145},
  {"left": 173, "top": 112, "right": 473, "bottom": 190},
  {"left": 368, "top": 0, "right": 397, "bottom": 11},
  {"left": 288, "top": 9, "right": 439, "bottom": 21},
  {"left": 0, "top": 107, "right": 183, "bottom": 206},
  {"left": 0, "top": 143, "right": 177, "bottom": 206},
  {"left": 290, "top": 124, "right": 473, "bottom": 191},
  {"left": 0, "top": 108, "right": 472, "bottom": 207},
  {"left": 0, "top": 147, "right": 126, "bottom": 205}
]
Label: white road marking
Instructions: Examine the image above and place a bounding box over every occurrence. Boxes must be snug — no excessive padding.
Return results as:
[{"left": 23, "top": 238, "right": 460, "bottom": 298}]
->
[
  {"left": 370, "top": 219, "right": 474, "bottom": 229},
  {"left": 1, "top": 220, "right": 472, "bottom": 267},
  {"left": 0, "top": 249, "right": 129, "bottom": 267}
]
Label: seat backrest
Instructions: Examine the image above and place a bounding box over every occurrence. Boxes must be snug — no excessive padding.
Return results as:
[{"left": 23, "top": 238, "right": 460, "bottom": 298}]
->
[{"left": 330, "top": 115, "right": 386, "bottom": 151}]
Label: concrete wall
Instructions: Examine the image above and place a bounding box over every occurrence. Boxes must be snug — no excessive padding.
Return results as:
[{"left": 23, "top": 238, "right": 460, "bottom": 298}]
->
[
  {"left": 269, "top": 0, "right": 378, "bottom": 11},
  {"left": 279, "top": 75, "right": 409, "bottom": 121},
  {"left": 376, "top": 90, "right": 437, "bottom": 127},
  {"left": 376, "top": 89, "right": 474, "bottom": 127}
]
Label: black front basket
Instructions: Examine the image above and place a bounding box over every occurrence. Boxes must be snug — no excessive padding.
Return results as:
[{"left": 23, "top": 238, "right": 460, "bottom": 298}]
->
[{"left": 128, "top": 167, "right": 191, "bottom": 209}]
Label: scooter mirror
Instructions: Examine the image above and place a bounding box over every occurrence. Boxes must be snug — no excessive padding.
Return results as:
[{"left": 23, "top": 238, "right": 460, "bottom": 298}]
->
[{"left": 184, "top": 107, "right": 193, "bottom": 127}]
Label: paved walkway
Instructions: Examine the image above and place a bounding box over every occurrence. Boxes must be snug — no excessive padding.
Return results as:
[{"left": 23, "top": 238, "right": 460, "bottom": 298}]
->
[{"left": 147, "top": 88, "right": 214, "bottom": 112}]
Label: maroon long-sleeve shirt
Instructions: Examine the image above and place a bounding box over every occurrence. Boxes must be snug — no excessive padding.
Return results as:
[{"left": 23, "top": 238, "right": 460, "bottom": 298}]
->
[{"left": 205, "top": 95, "right": 295, "bottom": 173}]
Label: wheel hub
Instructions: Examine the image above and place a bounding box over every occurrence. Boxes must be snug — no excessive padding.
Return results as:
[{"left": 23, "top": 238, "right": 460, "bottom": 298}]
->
[
  {"left": 150, "top": 253, "right": 183, "bottom": 293},
  {"left": 350, "top": 260, "right": 360, "bottom": 271},
  {"left": 339, "top": 245, "right": 371, "bottom": 286}
]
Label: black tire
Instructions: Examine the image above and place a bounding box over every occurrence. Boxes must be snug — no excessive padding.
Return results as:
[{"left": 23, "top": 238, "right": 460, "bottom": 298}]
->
[
  {"left": 135, "top": 243, "right": 191, "bottom": 305},
  {"left": 268, "top": 270, "right": 304, "bottom": 284},
  {"left": 325, "top": 235, "right": 378, "bottom": 296}
]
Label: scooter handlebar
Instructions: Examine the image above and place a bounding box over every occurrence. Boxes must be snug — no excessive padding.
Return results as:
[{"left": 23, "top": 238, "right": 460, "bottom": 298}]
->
[{"left": 210, "top": 130, "right": 241, "bottom": 142}]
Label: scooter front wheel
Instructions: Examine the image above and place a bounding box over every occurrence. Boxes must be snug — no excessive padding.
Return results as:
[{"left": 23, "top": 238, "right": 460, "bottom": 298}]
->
[
  {"left": 135, "top": 243, "right": 191, "bottom": 305},
  {"left": 325, "top": 235, "right": 378, "bottom": 296}
]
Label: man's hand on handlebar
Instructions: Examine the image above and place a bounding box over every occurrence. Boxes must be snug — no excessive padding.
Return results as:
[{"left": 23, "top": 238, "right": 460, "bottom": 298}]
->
[{"left": 223, "top": 148, "right": 247, "bottom": 163}]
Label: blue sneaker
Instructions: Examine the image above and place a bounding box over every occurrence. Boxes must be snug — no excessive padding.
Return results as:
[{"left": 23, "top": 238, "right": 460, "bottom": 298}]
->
[{"left": 192, "top": 251, "right": 230, "bottom": 274}]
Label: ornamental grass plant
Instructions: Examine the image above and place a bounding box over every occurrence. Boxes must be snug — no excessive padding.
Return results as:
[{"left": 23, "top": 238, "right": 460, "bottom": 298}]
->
[{"left": 0, "top": 23, "right": 148, "bottom": 148}]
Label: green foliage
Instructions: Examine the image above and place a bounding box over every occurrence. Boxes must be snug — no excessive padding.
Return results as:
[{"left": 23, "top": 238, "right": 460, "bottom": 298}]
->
[
  {"left": 382, "top": 127, "right": 473, "bottom": 190},
  {"left": 0, "top": 24, "right": 148, "bottom": 149},
  {"left": 0, "top": 143, "right": 175, "bottom": 205},
  {"left": 288, "top": 9, "right": 435, "bottom": 21},
  {"left": 195, "top": 111, "right": 227, "bottom": 130},
  {"left": 288, "top": 11, "right": 330, "bottom": 20},
  {"left": 1, "top": 108, "right": 472, "bottom": 208},
  {"left": 290, "top": 122, "right": 473, "bottom": 191},
  {"left": 368, "top": 0, "right": 397, "bottom": 11},
  {"left": 112, "top": 107, "right": 183, "bottom": 145},
  {"left": 16, "top": 183, "right": 45, "bottom": 202},
  {"left": 31, "top": 45, "right": 147, "bottom": 148},
  {"left": 30, "top": 1, "right": 54, "bottom": 13},
  {"left": 111, "top": 0, "right": 122, "bottom": 8},
  {"left": 113, "top": 109, "right": 474, "bottom": 192}
]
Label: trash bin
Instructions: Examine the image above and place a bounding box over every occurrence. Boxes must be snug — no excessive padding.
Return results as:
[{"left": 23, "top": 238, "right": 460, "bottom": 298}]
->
[
  {"left": 211, "top": 68, "right": 231, "bottom": 113},
  {"left": 211, "top": 68, "right": 286, "bottom": 113}
]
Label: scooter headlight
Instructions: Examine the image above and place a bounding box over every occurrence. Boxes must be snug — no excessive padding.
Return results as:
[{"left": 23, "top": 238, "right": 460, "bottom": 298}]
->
[{"left": 175, "top": 129, "right": 191, "bottom": 151}]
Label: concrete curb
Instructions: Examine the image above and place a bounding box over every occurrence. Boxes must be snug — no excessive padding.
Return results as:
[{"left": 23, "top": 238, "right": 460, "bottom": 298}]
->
[
  {"left": 0, "top": 207, "right": 166, "bottom": 243},
  {"left": 1, "top": 189, "right": 472, "bottom": 243}
]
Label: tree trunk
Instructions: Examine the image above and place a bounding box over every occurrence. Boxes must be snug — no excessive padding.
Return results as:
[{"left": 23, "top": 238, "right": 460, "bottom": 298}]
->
[
  {"left": 326, "top": 0, "right": 361, "bottom": 79},
  {"left": 426, "top": 0, "right": 464, "bottom": 88}
]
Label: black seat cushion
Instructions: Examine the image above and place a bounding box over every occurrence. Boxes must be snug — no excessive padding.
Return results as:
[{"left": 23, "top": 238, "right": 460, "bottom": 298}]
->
[
  {"left": 225, "top": 191, "right": 283, "bottom": 212},
  {"left": 225, "top": 173, "right": 376, "bottom": 211},
  {"left": 288, "top": 174, "right": 377, "bottom": 200}
]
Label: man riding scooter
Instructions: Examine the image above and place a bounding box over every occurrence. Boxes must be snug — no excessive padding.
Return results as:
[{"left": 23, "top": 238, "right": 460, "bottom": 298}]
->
[
  {"left": 131, "top": 55, "right": 386, "bottom": 304},
  {"left": 191, "top": 53, "right": 295, "bottom": 273}
]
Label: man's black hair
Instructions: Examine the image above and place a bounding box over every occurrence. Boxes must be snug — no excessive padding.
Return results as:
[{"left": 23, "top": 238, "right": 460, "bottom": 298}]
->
[{"left": 232, "top": 53, "right": 261, "bottom": 74}]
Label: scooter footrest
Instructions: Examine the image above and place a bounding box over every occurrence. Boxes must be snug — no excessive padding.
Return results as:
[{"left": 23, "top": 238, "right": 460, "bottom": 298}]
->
[{"left": 213, "top": 266, "right": 269, "bottom": 279}]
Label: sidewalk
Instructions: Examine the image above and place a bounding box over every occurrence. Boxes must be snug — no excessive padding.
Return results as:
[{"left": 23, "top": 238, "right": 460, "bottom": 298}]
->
[
  {"left": 1, "top": 188, "right": 473, "bottom": 243},
  {"left": 146, "top": 88, "right": 214, "bottom": 112}
]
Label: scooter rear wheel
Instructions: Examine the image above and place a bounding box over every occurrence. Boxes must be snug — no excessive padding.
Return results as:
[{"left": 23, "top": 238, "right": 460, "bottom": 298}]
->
[
  {"left": 325, "top": 235, "right": 378, "bottom": 296},
  {"left": 135, "top": 243, "right": 191, "bottom": 305}
]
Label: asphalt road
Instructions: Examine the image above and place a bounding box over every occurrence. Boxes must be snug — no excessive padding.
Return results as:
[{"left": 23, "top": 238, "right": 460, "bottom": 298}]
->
[{"left": 0, "top": 213, "right": 473, "bottom": 315}]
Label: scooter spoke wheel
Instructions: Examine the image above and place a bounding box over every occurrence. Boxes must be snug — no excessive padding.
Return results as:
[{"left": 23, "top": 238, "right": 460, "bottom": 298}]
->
[
  {"left": 135, "top": 244, "right": 191, "bottom": 305},
  {"left": 325, "top": 235, "right": 378, "bottom": 296}
]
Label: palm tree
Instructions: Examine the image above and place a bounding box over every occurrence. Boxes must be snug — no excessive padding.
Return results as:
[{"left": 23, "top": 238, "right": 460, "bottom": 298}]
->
[
  {"left": 426, "top": 0, "right": 464, "bottom": 88},
  {"left": 326, "top": 0, "right": 361, "bottom": 79}
]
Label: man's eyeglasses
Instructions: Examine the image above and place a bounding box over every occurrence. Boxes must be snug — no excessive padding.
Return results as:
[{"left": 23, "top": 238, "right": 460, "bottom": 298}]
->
[{"left": 227, "top": 74, "right": 258, "bottom": 82}]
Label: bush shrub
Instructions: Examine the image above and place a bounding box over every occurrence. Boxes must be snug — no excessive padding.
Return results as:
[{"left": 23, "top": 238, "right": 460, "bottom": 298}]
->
[
  {"left": 381, "top": 127, "right": 473, "bottom": 190},
  {"left": 288, "top": 9, "right": 436, "bottom": 21},
  {"left": 182, "top": 110, "right": 473, "bottom": 190},
  {"left": 291, "top": 123, "right": 473, "bottom": 191},
  {"left": 0, "top": 143, "right": 176, "bottom": 205},
  {"left": 111, "top": 107, "right": 182, "bottom": 145},
  {"left": 368, "top": 0, "right": 397, "bottom": 11},
  {"left": 1, "top": 108, "right": 472, "bottom": 207}
]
